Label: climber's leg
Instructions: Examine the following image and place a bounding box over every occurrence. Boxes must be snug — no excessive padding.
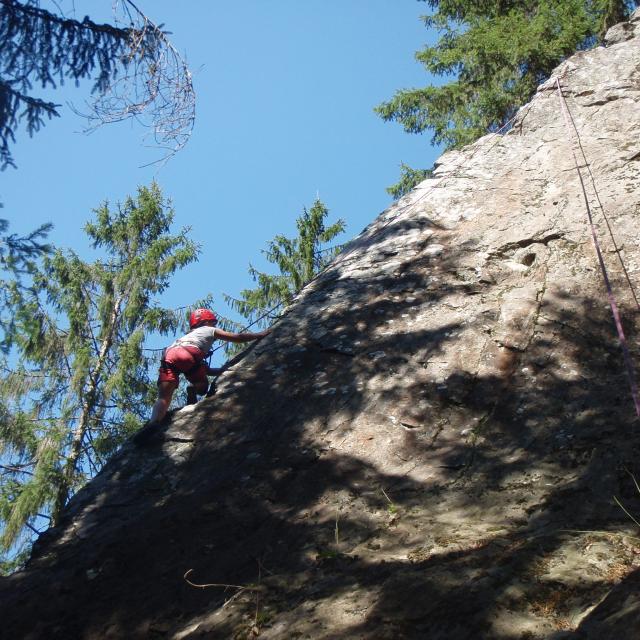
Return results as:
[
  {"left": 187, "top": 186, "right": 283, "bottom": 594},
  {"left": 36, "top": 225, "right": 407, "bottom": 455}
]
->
[
  {"left": 185, "top": 366, "right": 209, "bottom": 403},
  {"left": 150, "top": 380, "right": 178, "bottom": 424}
]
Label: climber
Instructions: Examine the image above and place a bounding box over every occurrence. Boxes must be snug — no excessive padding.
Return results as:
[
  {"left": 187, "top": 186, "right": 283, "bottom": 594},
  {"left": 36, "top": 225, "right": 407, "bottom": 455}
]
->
[{"left": 146, "top": 308, "right": 268, "bottom": 427}]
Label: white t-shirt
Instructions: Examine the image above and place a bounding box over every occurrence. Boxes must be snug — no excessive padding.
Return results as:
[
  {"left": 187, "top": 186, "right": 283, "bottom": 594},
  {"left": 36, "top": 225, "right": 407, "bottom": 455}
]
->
[{"left": 170, "top": 326, "right": 217, "bottom": 354}]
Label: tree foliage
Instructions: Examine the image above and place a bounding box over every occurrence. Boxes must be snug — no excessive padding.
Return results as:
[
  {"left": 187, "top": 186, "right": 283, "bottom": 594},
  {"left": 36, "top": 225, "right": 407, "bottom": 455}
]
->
[
  {"left": 0, "top": 0, "right": 194, "bottom": 169},
  {"left": 0, "top": 218, "right": 52, "bottom": 326},
  {"left": 0, "top": 218, "right": 51, "bottom": 574},
  {"left": 224, "top": 199, "right": 346, "bottom": 336},
  {"left": 386, "top": 163, "right": 433, "bottom": 200},
  {"left": 377, "top": 0, "right": 636, "bottom": 192},
  {"left": 0, "top": 219, "right": 52, "bottom": 272},
  {"left": 0, "top": 183, "right": 201, "bottom": 564}
]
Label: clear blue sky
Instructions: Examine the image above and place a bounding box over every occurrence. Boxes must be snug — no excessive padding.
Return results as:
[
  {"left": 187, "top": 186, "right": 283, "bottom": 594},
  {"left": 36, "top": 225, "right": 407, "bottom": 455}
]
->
[{"left": 2, "top": 1, "right": 440, "bottom": 352}]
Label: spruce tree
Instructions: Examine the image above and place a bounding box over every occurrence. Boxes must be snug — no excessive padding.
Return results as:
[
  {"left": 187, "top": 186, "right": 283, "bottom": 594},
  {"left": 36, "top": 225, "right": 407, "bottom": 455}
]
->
[
  {"left": 0, "top": 0, "right": 194, "bottom": 169},
  {"left": 0, "top": 182, "right": 201, "bottom": 564},
  {"left": 224, "top": 199, "right": 345, "bottom": 335},
  {"left": 377, "top": 0, "right": 636, "bottom": 193}
]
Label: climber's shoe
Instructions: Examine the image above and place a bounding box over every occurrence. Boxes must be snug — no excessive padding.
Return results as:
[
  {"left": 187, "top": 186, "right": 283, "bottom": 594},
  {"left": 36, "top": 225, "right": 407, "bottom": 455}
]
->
[{"left": 186, "top": 386, "right": 198, "bottom": 405}]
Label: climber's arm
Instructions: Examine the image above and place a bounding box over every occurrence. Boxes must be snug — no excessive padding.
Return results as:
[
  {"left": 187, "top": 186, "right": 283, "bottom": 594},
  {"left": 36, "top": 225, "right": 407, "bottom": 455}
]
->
[{"left": 215, "top": 328, "right": 270, "bottom": 343}]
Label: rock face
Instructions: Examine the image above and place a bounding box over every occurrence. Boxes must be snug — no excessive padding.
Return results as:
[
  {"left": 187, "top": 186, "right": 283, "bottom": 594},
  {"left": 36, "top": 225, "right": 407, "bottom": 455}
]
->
[{"left": 2, "top": 12, "right": 640, "bottom": 640}]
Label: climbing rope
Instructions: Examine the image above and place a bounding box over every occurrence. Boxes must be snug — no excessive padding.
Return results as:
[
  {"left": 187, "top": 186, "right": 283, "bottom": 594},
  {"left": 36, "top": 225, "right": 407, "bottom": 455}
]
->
[
  {"left": 555, "top": 77, "right": 640, "bottom": 417},
  {"left": 142, "top": 300, "right": 284, "bottom": 355},
  {"left": 555, "top": 79, "right": 640, "bottom": 311},
  {"left": 207, "top": 300, "right": 284, "bottom": 358}
]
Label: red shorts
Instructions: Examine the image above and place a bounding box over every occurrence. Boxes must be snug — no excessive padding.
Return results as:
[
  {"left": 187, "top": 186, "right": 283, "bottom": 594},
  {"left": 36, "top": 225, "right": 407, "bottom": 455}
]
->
[{"left": 158, "top": 345, "right": 208, "bottom": 386}]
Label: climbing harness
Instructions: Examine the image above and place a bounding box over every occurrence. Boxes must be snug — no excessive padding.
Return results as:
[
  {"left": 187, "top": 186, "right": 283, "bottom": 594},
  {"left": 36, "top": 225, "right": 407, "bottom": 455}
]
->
[
  {"left": 145, "top": 302, "right": 277, "bottom": 403},
  {"left": 159, "top": 346, "right": 206, "bottom": 378},
  {"left": 555, "top": 77, "right": 640, "bottom": 418}
]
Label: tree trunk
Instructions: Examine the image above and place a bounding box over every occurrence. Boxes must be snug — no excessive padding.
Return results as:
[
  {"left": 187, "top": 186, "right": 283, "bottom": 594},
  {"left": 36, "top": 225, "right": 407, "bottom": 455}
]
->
[{"left": 51, "top": 295, "right": 123, "bottom": 524}]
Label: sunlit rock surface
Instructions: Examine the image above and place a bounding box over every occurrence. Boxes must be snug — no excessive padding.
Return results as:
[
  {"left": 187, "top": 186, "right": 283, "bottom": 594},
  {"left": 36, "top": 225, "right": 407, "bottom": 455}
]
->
[{"left": 2, "top": 10, "right": 640, "bottom": 639}]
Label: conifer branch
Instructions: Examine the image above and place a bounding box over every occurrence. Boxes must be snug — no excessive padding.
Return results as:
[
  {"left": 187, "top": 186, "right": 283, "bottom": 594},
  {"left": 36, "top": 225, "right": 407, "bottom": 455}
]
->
[
  {"left": 377, "top": 0, "right": 636, "bottom": 157},
  {"left": 0, "top": 0, "right": 195, "bottom": 168},
  {"left": 222, "top": 199, "right": 345, "bottom": 354},
  {"left": 0, "top": 463, "right": 34, "bottom": 476}
]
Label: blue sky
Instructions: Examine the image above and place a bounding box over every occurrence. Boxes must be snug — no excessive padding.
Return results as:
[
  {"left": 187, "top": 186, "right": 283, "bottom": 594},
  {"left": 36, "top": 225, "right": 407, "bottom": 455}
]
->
[{"left": 2, "top": 1, "right": 440, "bottom": 354}]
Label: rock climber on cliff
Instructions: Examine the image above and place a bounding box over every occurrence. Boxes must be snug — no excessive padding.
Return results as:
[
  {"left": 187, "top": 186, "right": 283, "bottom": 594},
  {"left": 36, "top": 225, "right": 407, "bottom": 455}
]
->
[{"left": 139, "top": 308, "right": 268, "bottom": 438}]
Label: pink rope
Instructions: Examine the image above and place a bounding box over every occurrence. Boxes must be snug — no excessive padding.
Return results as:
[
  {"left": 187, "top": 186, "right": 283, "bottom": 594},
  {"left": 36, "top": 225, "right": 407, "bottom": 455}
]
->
[{"left": 555, "top": 78, "right": 640, "bottom": 417}]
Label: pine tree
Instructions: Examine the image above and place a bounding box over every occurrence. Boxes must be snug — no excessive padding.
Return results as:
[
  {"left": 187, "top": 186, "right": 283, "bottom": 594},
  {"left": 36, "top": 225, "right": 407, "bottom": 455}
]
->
[
  {"left": 0, "top": 182, "right": 202, "bottom": 563},
  {"left": 224, "top": 199, "right": 345, "bottom": 335},
  {"left": 376, "top": 0, "right": 636, "bottom": 190},
  {"left": 0, "top": 0, "right": 194, "bottom": 169}
]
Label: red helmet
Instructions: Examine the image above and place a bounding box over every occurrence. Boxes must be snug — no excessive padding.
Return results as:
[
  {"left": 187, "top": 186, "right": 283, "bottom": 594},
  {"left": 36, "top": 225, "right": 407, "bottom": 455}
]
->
[{"left": 189, "top": 308, "right": 218, "bottom": 329}]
